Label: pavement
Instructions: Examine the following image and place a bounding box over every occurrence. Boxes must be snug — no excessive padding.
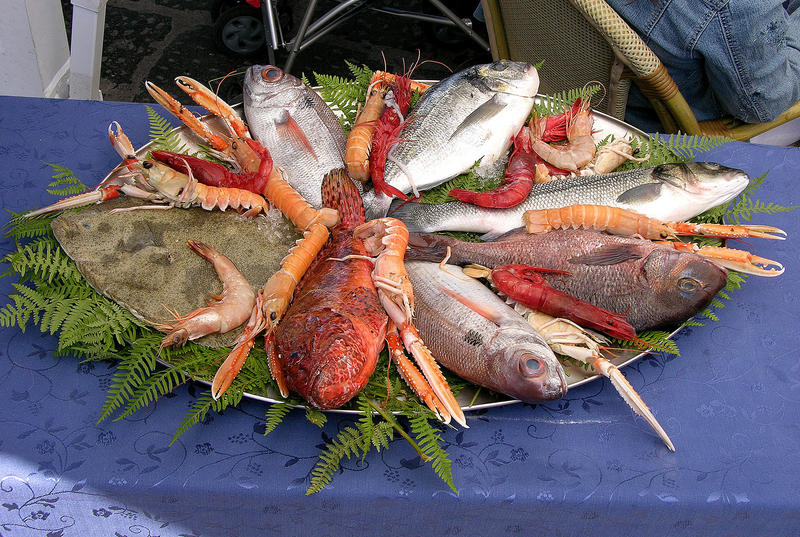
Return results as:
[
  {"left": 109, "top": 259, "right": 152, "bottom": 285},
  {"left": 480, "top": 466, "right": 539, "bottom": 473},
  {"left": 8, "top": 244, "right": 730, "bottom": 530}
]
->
[{"left": 61, "top": 0, "right": 492, "bottom": 105}]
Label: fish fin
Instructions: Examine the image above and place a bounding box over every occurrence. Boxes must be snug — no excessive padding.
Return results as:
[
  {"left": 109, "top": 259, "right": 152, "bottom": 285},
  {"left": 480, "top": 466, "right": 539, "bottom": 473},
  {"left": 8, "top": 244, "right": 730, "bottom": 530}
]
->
[
  {"left": 615, "top": 183, "right": 663, "bottom": 205},
  {"left": 321, "top": 168, "right": 365, "bottom": 227},
  {"left": 439, "top": 285, "right": 505, "bottom": 326},
  {"left": 275, "top": 112, "right": 318, "bottom": 161},
  {"left": 481, "top": 227, "right": 527, "bottom": 242},
  {"left": 568, "top": 244, "right": 644, "bottom": 266},
  {"left": 448, "top": 94, "right": 505, "bottom": 141}
]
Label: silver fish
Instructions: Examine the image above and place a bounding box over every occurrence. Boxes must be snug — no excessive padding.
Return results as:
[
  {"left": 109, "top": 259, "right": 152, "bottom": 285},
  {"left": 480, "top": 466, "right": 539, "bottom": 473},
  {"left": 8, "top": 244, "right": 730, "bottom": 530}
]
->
[
  {"left": 243, "top": 65, "right": 350, "bottom": 208},
  {"left": 363, "top": 60, "right": 539, "bottom": 220},
  {"left": 406, "top": 261, "right": 567, "bottom": 403},
  {"left": 392, "top": 162, "right": 750, "bottom": 240}
]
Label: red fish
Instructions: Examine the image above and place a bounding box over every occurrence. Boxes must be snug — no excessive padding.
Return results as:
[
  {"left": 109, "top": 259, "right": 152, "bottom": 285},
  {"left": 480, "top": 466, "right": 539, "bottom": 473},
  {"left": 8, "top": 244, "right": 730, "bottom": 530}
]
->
[{"left": 271, "top": 169, "right": 388, "bottom": 409}]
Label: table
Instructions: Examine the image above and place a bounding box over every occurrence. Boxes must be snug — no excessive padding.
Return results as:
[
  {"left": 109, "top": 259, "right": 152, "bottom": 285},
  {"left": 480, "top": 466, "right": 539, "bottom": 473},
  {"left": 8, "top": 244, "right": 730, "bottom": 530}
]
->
[{"left": 1, "top": 95, "right": 798, "bottom": 537}]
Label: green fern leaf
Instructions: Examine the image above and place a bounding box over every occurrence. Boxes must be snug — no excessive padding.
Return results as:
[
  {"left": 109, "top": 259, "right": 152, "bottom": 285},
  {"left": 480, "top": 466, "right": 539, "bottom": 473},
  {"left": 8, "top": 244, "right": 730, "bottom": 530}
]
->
[
  {"left": 307, "top": 426, "right": 366, "bottom": 495},
  {"left": 43, "top": 162, "right": 88, "bottom": 197},
  {"left": 408, "top": 414, "right": 456, "bottom": 493},
  {"left": 264, "top": 402, "right": 293, "bottom": 436},
  {"left": 533, "top": 85, "right": 602, "bottom": 117},
  {"left": 146, "top": 105, "right": 189, "bottom": 153},
  {"left": 305, "top": 407, "right": 327, "bottom": 428}
]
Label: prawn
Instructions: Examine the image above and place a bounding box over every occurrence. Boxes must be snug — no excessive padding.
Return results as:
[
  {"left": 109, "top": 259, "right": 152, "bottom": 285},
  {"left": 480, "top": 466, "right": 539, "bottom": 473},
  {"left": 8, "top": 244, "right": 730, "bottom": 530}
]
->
[
  {"left": 531, "top": 99, "right": 596, "bottom": 172},
  {"left": 159, "top": 241, "right": 256, "bottom": 347},
  {"left": 351, "top": 217, "right": 466, "bottom": 427},
  {"left": 345, "top": 83, "right": 387, "bottom": 182},
  {"left": 522, "top": 204, "right": 786, "bottom": 277}
]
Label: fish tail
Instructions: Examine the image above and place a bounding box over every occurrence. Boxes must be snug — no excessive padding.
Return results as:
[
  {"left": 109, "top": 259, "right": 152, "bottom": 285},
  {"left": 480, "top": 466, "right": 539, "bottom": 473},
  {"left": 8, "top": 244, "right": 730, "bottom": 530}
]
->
[
  {"left": 405, "top": 232, "right": 459, "bottom": 263},
  {"left": 321, "top": 168, "right": 365, "bottom": 229}
]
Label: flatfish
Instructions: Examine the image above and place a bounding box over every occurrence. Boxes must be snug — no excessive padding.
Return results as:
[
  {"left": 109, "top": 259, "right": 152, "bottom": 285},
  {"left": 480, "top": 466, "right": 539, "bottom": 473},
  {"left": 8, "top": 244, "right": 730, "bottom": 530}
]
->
[{"left": 51, "top": 198, "right": 299, "bottom": 347}]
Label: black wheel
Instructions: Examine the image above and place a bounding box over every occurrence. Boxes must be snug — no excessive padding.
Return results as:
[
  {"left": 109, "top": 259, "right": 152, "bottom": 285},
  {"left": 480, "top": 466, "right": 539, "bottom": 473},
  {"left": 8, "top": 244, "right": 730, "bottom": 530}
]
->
[{"left": 213, "top": 4, "right": 266, "bottom": 57}]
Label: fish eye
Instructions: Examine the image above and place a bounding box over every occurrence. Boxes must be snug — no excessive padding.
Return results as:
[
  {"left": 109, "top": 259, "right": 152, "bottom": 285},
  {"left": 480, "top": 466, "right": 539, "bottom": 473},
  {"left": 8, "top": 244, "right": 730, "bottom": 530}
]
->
[
  {"left": 142, "top": 161, "right": 153, "bottom": 169},
  {"left": 678, "top": 277, "right": 699, "bottom": 292},
  {"left": 262, "top": 68, "right": 282, "bottom": 81},
  {"left": 519, "top": 353, "right": 545, "bottom": 377},
  {"left": 491, "top": 61, "right": 508, "bottom": 71}
]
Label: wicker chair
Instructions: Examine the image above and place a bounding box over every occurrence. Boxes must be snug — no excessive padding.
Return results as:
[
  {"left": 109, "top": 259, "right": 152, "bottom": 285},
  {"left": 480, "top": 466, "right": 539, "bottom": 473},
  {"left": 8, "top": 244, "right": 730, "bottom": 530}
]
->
[{"left": 481, "top": 0, "right": 800, "bottom": 140}]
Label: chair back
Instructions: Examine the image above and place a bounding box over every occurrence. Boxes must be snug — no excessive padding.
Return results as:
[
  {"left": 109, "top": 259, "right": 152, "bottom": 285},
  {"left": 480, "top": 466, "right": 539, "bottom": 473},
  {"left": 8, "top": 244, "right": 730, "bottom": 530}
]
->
[
  {"left": 483, "top": 0, "right": 800, "bottom": 140},
  {"left": 481, "top": 0, "right": 631, "bottom": 120}
]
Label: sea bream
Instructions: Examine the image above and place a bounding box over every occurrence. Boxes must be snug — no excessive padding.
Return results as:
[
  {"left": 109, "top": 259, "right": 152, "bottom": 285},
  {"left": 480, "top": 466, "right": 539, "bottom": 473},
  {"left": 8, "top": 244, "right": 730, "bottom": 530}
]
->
[
  {"left": 406, "top": 261, "right": 567, "bottom": 403},
  {"left": 243, "top": 65, "right": 352, "bottom": 208},
  {"left": 405, "top": 229, "right": 728, "bottom": 332},
  {"left": 363, "top": 60, "right": 540, "bottom": 220},
  {"left": 392, "top": 162, "right": 750, "bottom": 239}
]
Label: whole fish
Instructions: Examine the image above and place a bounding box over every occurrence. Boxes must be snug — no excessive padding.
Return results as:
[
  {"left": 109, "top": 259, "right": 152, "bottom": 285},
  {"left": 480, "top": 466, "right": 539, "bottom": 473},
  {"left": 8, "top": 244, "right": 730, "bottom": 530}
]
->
[
  {"left": 243, "top": 65, "right": 351, "bottom": 208},
  {"left": 392, "top": 162, "right": 750, "bottom": 240},
  {"left": 363, "top": 60, "right": 540, "bottom": 220},
  {"left": 406, "top": 261, "right": 567, "bottom": 403},
  {"left": 271, "top": 169, "right": 387, "bottom": 409},
  {"left": 406, "top": 229, "right": 728, "bottom": 331}
]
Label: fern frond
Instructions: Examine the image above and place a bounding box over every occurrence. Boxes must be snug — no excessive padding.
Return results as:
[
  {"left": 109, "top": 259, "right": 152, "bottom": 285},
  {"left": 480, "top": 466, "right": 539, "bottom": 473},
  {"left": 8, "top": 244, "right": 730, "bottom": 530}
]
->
[
  {"left": 43, "top": 162, "right": 88, "bottom": 197},
  {"left": 533, "top": 85, "right": 602, "bottom": 117},
  {"left": 408, "top": 414, "right": 456, "bottom": 493},
  {"left": 345, "top": 61, "right": 374, "bottom": 88},
  {"left": 419, "top": 160, "right": 497, "bottom": 205},
  {"left": 3, "top": 211, "right": 57, "bottom": 242},
  {"left": 146, "top": 105, "right": 189, "bottom": 153},
  {"left": 305, "top": 407, "right": 327, "bottom": 428},
  {"left": 725, "top": 198, "right": 798, "bottom": 224},
  {"left": 3, "top": 237, "right": 83, "bottom": 284},
  {"left": 170, "top": 386, "right": 244, "bottom": 444},
  {"left": 98, "top": 335, "right": 161, "bottom": 422},
  {"left": 633, "top": 330, "right": 681, "bottom": 355},
  {"left": 307, "top": 426, "right": 366, "bottom": 495},
  {"left": 264, "top": 402, "right": 293, "bottom": 436},
  {"left": 313, "top": 70, "right": 372, "bottom": 131}
]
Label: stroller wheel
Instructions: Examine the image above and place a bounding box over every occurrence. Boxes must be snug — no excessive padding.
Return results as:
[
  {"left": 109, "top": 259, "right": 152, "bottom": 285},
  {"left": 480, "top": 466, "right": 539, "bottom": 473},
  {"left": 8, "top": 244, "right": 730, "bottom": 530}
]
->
[{"left": 214, "top": 5, "right": 266, "bottom": 57}]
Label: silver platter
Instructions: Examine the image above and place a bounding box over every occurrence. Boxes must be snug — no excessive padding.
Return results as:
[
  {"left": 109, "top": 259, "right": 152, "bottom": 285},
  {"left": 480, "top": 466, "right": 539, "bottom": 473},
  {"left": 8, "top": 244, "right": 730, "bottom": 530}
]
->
[{"left": 122, "top": 88, "right": 677, "bottom": 414}]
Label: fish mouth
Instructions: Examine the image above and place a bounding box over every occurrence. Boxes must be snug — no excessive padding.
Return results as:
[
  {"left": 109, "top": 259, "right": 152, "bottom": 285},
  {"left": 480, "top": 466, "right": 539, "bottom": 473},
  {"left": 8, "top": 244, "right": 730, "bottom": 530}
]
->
[
  {"left": 683, "top": 162, "right": 750, "bottom": 205},
  {"left": 305, "top": 328, "right": 378, "bottom": 409}
]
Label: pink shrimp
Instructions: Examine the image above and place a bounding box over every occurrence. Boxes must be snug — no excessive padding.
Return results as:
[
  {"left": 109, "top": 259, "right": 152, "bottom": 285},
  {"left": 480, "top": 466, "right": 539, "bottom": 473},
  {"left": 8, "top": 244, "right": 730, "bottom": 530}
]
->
[{"left": 159, "top": 241, "right": 256, "bottom": 347}]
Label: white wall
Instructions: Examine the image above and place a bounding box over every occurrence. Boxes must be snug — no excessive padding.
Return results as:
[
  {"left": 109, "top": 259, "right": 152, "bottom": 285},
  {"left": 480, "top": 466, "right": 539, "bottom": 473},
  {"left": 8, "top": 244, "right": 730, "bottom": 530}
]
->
[{"left": 0, "top": 0, "right": 70, "bottom": 98}]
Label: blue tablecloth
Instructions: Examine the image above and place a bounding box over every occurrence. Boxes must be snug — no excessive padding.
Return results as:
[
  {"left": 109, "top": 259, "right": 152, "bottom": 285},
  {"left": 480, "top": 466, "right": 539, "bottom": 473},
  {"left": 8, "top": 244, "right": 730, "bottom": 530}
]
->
[{"left": 1, "top": 96, "right": 798, "bottom": 537}]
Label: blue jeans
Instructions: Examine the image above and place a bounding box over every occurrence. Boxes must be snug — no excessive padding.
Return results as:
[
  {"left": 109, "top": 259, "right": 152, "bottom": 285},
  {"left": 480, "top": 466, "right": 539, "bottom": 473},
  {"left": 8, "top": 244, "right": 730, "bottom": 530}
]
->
[{"left": 607, "top": 0, "right": 800, "bottom": 132}]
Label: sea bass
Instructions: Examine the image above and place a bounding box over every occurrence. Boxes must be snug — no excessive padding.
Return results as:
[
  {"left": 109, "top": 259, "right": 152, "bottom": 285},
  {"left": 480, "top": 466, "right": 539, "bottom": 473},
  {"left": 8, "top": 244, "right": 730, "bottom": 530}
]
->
[
  {"left": 406, "top": 261, "right": 567, "bottom": 403},
  {"left": 393, "top": 162, "right": 750, "bottom": 239},
  {"left": 271, "top": 169, "right": 387, "bottom": 409},
  {"left": 363, "top": 60, "right": 539, "bottom": 220},
  {"left": 406, "top": 229, "right": 728, "bottom": 331},
  {"left": 243, "top": 65, "right": 351, "bottom": 208}
]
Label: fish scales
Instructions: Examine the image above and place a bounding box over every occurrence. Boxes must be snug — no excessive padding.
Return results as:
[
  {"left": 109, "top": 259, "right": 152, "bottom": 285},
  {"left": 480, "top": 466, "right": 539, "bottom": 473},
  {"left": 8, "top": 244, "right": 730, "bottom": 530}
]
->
[
  {"left": 406, "top": 262, "right": 566, "bottom": 403},
  {"left": 243, "top": 65, "right": 351, "bottom": 209},
  {"left": 272, "top": 169, "right": 387, "bottom": 409},
  {"left": 406, "top": 229, "right": 728, "bottom": 331},
  {"left": 392, "top": 162, "right": 750, "bottom": 239},
  {"left": 363, "top": 60, "right": 539, "bottom": 220}
]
